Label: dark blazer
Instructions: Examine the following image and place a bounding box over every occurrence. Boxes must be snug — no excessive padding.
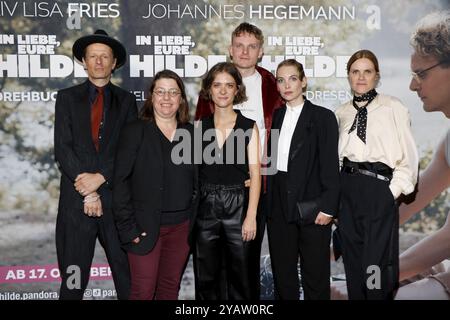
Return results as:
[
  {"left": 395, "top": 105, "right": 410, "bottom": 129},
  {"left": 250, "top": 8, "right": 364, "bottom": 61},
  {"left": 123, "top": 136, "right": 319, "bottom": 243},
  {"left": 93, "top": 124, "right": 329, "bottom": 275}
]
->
[
  {"left": 54, "top": 80, "right": 138, "bottom": 210},
  {"left": 266, "top": 99, "right": 340, "bottom": 224},
  {"left": 112, "top": 120, "right": 199, "bottom": 255}
]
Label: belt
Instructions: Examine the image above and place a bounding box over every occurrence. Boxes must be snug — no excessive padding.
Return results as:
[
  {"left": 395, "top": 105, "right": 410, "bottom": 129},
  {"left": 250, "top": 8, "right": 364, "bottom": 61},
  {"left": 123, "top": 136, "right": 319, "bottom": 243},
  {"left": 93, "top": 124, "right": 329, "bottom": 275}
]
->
[
  {"left": 200, "top": 182, "right": 245, "bottom": 192},
  {"left": 342, "top": 166, "right": 391, "bottom": 182}
]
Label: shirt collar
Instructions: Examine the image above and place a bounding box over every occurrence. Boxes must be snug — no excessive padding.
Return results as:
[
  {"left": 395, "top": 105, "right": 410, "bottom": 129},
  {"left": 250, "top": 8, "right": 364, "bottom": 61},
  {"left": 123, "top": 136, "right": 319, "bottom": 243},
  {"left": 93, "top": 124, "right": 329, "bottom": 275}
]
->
[
  {"left": 88, "top": 80, "right": 111, "bottom": 104},
  {"left": 243, "top": 70, "right": 261, "bottom": 81},
  {"left": 285, "top": 101, "right": 304, "bottom": 114}
]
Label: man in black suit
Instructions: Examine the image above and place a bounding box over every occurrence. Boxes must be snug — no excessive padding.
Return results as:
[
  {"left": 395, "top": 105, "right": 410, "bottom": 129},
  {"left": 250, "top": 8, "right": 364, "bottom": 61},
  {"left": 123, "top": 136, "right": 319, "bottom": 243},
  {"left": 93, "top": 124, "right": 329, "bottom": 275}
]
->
[
  {"left": 266, "top": 59, "right": 340, "bottom": 300},
  {"left": 54, "top": 30, "right": 137, "bottom": 300}
]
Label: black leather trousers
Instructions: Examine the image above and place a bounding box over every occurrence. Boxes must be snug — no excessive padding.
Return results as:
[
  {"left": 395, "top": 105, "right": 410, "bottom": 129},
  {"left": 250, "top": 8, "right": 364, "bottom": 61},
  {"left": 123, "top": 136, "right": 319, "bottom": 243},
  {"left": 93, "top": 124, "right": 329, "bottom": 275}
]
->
[{"left": 194, "top": 183, "right": 252, "bottom": 300}]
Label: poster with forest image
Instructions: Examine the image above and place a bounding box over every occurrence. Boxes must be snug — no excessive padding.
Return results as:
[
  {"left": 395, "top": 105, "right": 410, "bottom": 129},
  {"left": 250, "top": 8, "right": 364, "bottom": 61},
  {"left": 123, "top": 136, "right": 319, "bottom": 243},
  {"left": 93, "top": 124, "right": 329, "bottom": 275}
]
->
[{"left": 0, "top": 0, "right": 449, "bottom": 300}]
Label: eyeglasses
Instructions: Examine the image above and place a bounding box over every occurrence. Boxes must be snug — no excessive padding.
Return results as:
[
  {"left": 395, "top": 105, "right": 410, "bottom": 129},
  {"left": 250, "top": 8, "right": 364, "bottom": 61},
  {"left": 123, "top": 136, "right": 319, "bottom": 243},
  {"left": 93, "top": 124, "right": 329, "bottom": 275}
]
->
[
  {"left": 153, "top": 88, "right": 181, "bottom": 97},
  {"left": 411, "top": 61, "right": 446, "bottom": 84}
]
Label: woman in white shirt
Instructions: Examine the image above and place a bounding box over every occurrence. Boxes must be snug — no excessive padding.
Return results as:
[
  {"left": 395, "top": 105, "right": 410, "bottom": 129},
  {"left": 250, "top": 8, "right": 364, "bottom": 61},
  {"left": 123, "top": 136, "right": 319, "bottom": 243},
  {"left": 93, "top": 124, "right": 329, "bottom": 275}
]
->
[
  {"left": 335, "top": 49, "right": 418, "bottom": 300},
  {"left": 267, "top": 59, "right": 340, "bottom": 299}
]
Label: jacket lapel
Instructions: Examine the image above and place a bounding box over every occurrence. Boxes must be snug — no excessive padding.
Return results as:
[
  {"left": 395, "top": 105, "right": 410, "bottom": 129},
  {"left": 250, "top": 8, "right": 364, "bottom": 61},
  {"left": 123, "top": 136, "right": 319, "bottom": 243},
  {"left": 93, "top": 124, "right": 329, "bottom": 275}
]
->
[
  {"left": 268, "top": 106, "right": 286, "bottom": 158},
  {"left": 100, "top": 83, "right": 119, "bottom": 152},
  {"left": 75, "top": 81, "right": 96, "bottom": 152},
  {"left": 273, "top": 106, "right": 286, "bottom": 131},
  {"left": 144, "top": 121, "right": 163, "bottom": 169},
  {"left": 289, "top": 99, "right": 313, "bottom": 162}
]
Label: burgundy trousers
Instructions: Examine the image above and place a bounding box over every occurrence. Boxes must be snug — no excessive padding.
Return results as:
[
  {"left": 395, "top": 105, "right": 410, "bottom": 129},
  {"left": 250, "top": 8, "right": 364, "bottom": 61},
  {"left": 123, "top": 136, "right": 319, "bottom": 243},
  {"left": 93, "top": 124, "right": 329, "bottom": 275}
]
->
[{"left": 127, "top": 219, "right": 190, "bottom": 300}]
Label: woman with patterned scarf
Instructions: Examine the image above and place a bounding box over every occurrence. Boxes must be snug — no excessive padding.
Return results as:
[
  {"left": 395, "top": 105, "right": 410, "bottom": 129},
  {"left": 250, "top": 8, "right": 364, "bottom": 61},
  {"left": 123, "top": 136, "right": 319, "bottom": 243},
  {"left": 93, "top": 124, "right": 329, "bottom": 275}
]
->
[{"left": 335, "top": 49, "right": 419, "bottom": 300}]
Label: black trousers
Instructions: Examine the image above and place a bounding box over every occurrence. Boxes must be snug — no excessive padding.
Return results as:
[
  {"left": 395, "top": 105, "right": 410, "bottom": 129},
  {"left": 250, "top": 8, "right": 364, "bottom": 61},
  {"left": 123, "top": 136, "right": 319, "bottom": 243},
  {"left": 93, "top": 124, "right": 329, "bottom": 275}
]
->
[
  {"left": 267, "top": 172, "right": 331, "bottom": 300},
  {"left": 246, "top": 191, "right": 266, "bottom": 299},
  {"left": 194, "top": 183, "right": 252, "bottom": 300},
  {"left": 56, "top": 207, "right": 130, "bottom": 300},
  {"left": 339, "top": 171, "right": 399, "bottom": 300}
]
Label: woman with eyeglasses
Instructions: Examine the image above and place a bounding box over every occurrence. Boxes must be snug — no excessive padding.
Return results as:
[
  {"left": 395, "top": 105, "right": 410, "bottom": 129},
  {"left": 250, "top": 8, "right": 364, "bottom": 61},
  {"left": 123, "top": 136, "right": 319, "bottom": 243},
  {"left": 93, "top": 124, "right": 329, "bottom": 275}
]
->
[
  {"left": 193, "top": 62, "right": 261, "bottom": 300},
  {"left": 112, "top": 69, "right": 198, "bottom": 300},
  {"left": 335, "top": 49, "right": 419, "bottom": 300}
]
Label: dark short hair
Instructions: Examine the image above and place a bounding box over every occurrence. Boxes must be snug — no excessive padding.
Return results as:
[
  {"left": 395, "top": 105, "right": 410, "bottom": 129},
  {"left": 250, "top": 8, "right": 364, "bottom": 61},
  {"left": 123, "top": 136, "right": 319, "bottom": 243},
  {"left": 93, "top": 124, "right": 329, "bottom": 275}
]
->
[
  {"left": 140, "top": 70, "right": 190, "bottom": 124},
  {"left": 276, "top": 59, "right": 307, "bottom": 93},
  {"left": 200, "top": 62, "right": 247, "bottom": 105},
  {"left": 346, "top": 49, "right": 380, "bottom": 75},
  {"left": 231, "top": 22, "right": 264, "bottom": 46}
]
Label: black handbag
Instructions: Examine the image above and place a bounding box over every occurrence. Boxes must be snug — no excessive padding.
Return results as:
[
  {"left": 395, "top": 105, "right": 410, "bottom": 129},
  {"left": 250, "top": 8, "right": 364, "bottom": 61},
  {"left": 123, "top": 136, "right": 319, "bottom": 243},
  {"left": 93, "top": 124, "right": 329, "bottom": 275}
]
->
[
  {"left": 296, "top": 198, "right": 319, "bottom": 225},
  {"left": 332, "top": 226, "right": 342, "bottom": 261}
]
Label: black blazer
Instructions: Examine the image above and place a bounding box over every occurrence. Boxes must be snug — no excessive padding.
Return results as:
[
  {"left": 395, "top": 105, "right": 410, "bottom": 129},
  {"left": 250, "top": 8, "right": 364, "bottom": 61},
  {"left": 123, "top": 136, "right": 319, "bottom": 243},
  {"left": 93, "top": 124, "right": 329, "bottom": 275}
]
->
[
  {"left": 54, "top": 80, "right": 138, "bottom": 210},
  {"left": 266, "top": 99, "right": 340, "bottom": 224},
  {"left": 112, "top": 120, "right": 199, "bottom": 255}
]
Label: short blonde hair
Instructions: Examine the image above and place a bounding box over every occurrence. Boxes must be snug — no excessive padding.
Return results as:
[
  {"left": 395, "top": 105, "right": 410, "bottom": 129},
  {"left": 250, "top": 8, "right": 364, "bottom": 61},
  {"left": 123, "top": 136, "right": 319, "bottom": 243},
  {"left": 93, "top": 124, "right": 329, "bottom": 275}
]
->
[{"left": 231, "top": 22, "right": 264, "bottom": 46}]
